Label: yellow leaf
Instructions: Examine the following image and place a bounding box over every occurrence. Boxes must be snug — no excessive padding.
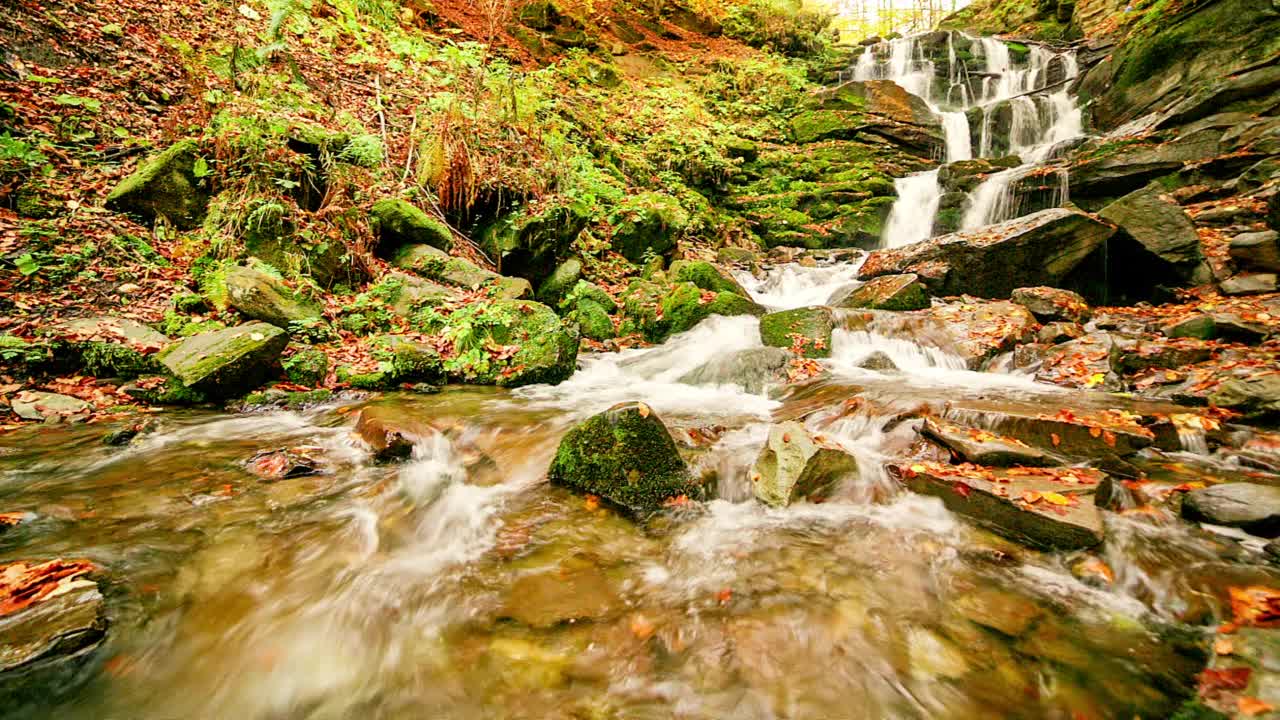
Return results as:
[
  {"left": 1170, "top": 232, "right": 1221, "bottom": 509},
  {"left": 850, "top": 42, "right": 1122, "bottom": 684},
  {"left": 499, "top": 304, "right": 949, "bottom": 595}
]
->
[
  {"left": 636, "top": 402, "right": 651, "bottom": 418},
  {"left": 1085, "top": 372, "right": 1106, "bottom": 387},
  {"left": 910, "top": 464, "right": 927, "bottom": 474},
  {"left": 1042, "top": 492, "right": 1072, "bottom": 505}
]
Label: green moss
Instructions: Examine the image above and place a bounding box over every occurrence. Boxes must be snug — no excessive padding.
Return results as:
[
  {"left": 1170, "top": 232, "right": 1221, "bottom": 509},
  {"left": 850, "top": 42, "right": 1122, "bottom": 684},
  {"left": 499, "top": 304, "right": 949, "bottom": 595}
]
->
[
  {"left": 81, "top": 341, "right": 160, "bottom": 379},
  {"left": 243, "top": 388, "right": 334, "bottom": 408},
  {"left": 370, "top": 335, "right": 444, "bottom": 384},
  {"left": 789, "top": 110, "right": 860, "bottom": 144},
  {"left": 441, "top": 300, "right": 578, "bottom": 387},
  {"left": 282, "top": 348, "right": 329, "bottom": 386},
  {"left": 104, "top": 139, "right": 208, "bottom": 229},
  {"left": 572, "top": 299, "right": 616, "bottom": 341},
  {"left": 669, "top": 260, "right": 748, "bottom": 297},
  {"left": 371, "top": 198, "right": 452, "bottom": 251},
  {"left": 547, "top": 402, "right": 702, "bottom": 515},
  {"left": 759, "top": 306, "right": 834, "bottom": 358},
  {"left": 609, "top": 192, "right": 690, "bottom": 263}
]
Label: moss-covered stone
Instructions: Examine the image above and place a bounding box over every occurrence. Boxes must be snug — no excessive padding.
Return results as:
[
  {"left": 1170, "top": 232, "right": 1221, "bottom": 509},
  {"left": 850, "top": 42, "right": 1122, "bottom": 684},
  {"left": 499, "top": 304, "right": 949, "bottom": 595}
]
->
[
  {"left": 0, "top": 335, "right": 55, "bottom": 376},
  {"left": 619, "top": 280, "right": 763, "bottom": 343},
  {"left": 241, "top": 388, "right": 334, "bottom": 410},
  {"left": 393, "top": 244, "right": 517, "bottom": 293},
  {"left": 536, "top": 257, "right": 584, "bottom": 307},
  {"left": 609, "top": 192, "right": 690, "bottom": 263},
  {"left": 831, "top": 274, "right": 929, "bottom": 311},
  {"left": 105, "top": 140, "right": 208, "bottom": 229},
  {"left": 371, "top": 198, "right": 453, "bottom": 252},
  {"left": 790, "top": 110, "right": 862, "bottom": 144},
  {"left": 547, "top": 401, "right": 702, "bottom": 515},
  {"left": 482, "top": 205, "right": 589, "bottom": 285},
  {"left": 282, "top": 348, "right": 329, "bottom": 386},
  {"left": 669, "top": 260, "right": 750, "bottom": 297},
  {"left": 441, "top": 300, "right": 579, "bottom": 387},
  {"left": 224, "top": 265, "right": 324, "bottom": 331},
  {"left": 45, "top": 316, "right": 171, "bottom": 379},
  {"left": 759, "top": 306, "right": 834, "bottom": 358},
  {"left": 371, "top": 335, "right": 445, "bottom": 384},
  {"left": 158, "top": 322, "right": 288, "bottom": 398},
  {"left": 572, "top": 298, "right": 616, "bottom": 341}
]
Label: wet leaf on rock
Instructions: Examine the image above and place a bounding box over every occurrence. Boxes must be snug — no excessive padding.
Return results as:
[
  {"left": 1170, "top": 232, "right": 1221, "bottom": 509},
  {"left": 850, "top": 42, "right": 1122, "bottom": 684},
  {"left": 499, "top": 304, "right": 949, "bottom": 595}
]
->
[{"left": 0, "top": 558, "right": 95, "bottom": 616}]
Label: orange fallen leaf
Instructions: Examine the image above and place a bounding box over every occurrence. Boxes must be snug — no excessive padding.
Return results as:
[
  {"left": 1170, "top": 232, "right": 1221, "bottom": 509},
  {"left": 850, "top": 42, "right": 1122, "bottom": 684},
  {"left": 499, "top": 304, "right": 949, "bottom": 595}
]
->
[
  {"left": 716, "top": 588, "right": 733, "bottom": 605},
  {"left": 584, "top": 494, "right": 600, "bottom": 511},
  {"left": 629, "top": 613, "right": 655, "bottom": 640},
  {"left": 1215, "top": 637, "right": 1235, "bottom": 656},
  {"left": 1239, "top": 697, "right": 1275, "bottom": 716},
  {"left": 636, "top": 403, "right": 651, "bottom": 418},
  {"left": 1042, "top": 492, "right": 1073, "bottom": 506},
  {"left": 1051, "top": 433, "right": 1061, "bottom": 447}
]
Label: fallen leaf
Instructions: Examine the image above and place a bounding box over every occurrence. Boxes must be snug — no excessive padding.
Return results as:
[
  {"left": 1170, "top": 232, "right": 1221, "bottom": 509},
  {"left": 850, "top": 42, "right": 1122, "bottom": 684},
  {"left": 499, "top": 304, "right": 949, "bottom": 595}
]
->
[
  {"left": 1239, "top": 696, "right": 1275, "bottom": 716},
  {"left": 1215, "top": 637, "right": 1235, "bottom": 656}
]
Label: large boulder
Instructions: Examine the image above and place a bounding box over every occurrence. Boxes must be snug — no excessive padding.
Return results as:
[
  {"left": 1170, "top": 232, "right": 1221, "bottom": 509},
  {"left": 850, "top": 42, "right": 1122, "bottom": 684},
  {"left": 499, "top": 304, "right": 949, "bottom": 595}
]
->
[
  {"left": 677, "top": 346, "right": 793, "bottom": 394},
  {"left": 795, "top": 80, "right": 945, "bottom": 157},
  {"left": 436, "top": 300, "right": 578, "bottom": 387},
  {"left": 370, "top": 199, "right": 452, "bottom": 252},
  {"left": 831, "top": 273, "right": 929, "bottom": 311},
  {"left": 669, "top": 260, "right": 751, "bottom": 298},
  {"left": 536, "top": 257, "right": 583, "bottom": 306},
  {"left": 1230, "top": 230, "right": 1280, "bottom": 273},
  {"left": 920, "top": 417, "right": 1054, "bottom": 467},
  {"left": 759, "top": 306, "right": 834, "bottom": 358},
  {"left": 751, "top": 422, "right": 858, "bottom": 507},
  {"left": 158, "top": 322, "right": 288, "bottom": 398},
  {"left": 392, "top": 245, "right": 531, "bottom": 299},
  {"left": 1009, "top": 286, "right": 1091, "bottom": 323},
  {"left": 105, "top": 140, "right": 208, "bottom": 229},
  {"left": 870, "top": 300, "right": 1039, "bottom": 369},
  {"left": 858, "top": 208, "right": 1116, "bottom": 298},
  {"left": 547, "top": 402, "right": 702, "bottom": 515},
  {"left": 1182, "top": 483, "right": 1280, "bottom": 537},
  {"left": 46, "top": 316, "right": 169, "bottom": 379},
  {"left": 1097, "top": 183, "right": 1211, "bottom": 284},
  {"left": 609, "top": 193, "right": 689, "bottom": 263},
  {"left": 223, "top": 266, "right": 323, "bottom": 330}
]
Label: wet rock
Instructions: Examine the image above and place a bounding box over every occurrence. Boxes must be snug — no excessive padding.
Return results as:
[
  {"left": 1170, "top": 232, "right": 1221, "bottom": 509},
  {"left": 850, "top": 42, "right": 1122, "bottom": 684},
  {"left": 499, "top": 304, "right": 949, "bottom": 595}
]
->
[
  {"left": 548, "top": 402, "right": 702, "bottom": 515},
  {"left": 1098, "top": 183, "right": 1210, "bottom": 283},
  {"left": 10, "top": 392, "right": 91, "bottom": 422},
  {"left": 858, "top": 208, "right": 1115, "bottom": 298},
  {"left": 945, "top": 401, "right": 1155, "bottom": 459},
  {"left": 804, "top": 80, "right": 945, "bottom": 157},
  {"left": 46, "top": 316, "right": 169, "bottom": 379},
  {"left": 1221, "top": 273, "right": 1278, "bottom": 296},
  {"left": 917, "top": 300, "right": 1038, "bottom": 369},
  {"left": 894, "top": 463, "right": 1104, "bottom": 550},
  {"left": 1209, "top": 313, "right": 1272, "bottom": 345},
  {"left": 1229, "top": 230, "right": 1280, "bottom": 272},
  {"left": 353, "top": 406, "right": 416, "bottom": 461},
  {"left": 393, "top": 245, "right": 531, "bottom": 299},
  {"left": 104, "top": 140, "right": 208, "bottom": 229},
  {"left": 1110, "top": 334, "right": 1215, "bottom": 376},
  {"left": 499, "top": 555, "right": 620, "bottom": 627},
  {"left": 677, "top": 347, "right": 792, "bottom": 394},
  {"left": 1010, "top": 286, "right": 1091, "bottom": 323},
  {"left": 831, "top": 273, "right": 929, "bottom": 311},
  {"left": 920, "top": 417, "right": 1054, "bottom": 467},
  {"left": 1182, "top": 483, "right": 1280, "bottom": 537},
  {"left": 1034, "top": 333, "right": 1124, "bottom": 391},
  {"left": 223, "top": 265, "right": 323, "bottom": 331},
  {"left": 0, "top": 561, "right": 106, "bottom": 706},
  {"left": 1093, "top": 475, "right": 1146, "bottom": 511},
  {"left": 620, "top": 280, "right": 763, "bottom": 343},
  {"left": 669, "top": 260, "right": 750, "bottom": 298},
  {"left": 759, "top": 306, "right": 834, "bottom": 358},
  {"left": 952, "top": 585, "right": 1044, "bottom": 637},
  {"left": 370, "top": 198, "right": 452, "bottom": 252},
  {"left": 750, "top": 421, "right": 858, "bottom": 507},
  {"left": 1210, "top": 376, "right": 1280, "bottom": 420},
  {"left": 1038, "top": 321, "right": 1085, "bottom": 344},
  {"left": 1162, "top": 314, "right": 1218, "bottom": 340},
  {"left": 158, "top": 322, "right": 289, "bottom": 399},
  {"left": 281, "top": 348, "right": 328, "bottom": 386},
  {"left": 857, "top": 350, "right": 899, "bottom": 371},
  {"left": 370, "top": 335, "right": 444, "bottom": 385},
  {"left": 716, "top": 246, "right": 759, "bottom": 266},
  {"left": 1070, "top": 556, "right": 1116, "bottom": 588},
  {"left": 246, "top": 447, "right": 324, "bottom": 480}
]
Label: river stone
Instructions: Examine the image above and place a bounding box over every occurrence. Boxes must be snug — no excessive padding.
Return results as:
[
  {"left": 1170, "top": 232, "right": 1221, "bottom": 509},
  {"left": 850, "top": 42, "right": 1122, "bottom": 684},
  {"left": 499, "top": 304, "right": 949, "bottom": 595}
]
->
[
  {"left": 895, "top": 463, "right": 1104, "bottom": 550},
  {"left": 857, "top": 350, "right": 899, "bottom": 371},
  {"left": 47, "top": 316, "right": 169, "bottom": 378},
  {"left": 750, "top": 421, "right": 858, "bottom": 507},
  {"left": 759, "top": 306, "right": 834, "bottom": 358},
  {"left": 1221, "top": 273, "right": 1279, "bottom": 296},
  {"left": 1162, "top": 314, "right": 1218, "bottom": 340},
  {"left": 158, "top": 322, "right": 288, "bottom": 398},
  {"left": 499, "top": 556, "right": 620, "bottom": 627},
  {"left": 831, "top": 273, "right": 929, "bottom": 311},
  {"left": 669, "top": 260, "right": 751, "bottom": 298},
  {"left": 10, "top": 392, "right": 91, "bottom": 422},
  {"left": 370, "top": 198, "right": 452, "bottom": 252},
  {"left": 1098, "top": 183, "right": 1211, "bottom": 283},
  {"left": 441, "top": 300, "right": 578, "bottom": 387},
  {"left": 224, "top": 266, "right": 323, "bottom": 330},
  {"left": 1229, "top": 230, "right": 1280, "bottom": 272},
  {"left": 393, "top": 245, "right": 530, "bottom": 298},
  {"left": 945, "top": 402, "right": 1154, "bottom": 459},
  {"left": 535, "top": 257, "right": 583, "bottom": 306},
  {"left": 370, "top": 335, "right": 444, "bottom": 385},
  {"left": 857, "top": 208, "right": 1115, "bottom": 298},
  {"left": 104, "top": 140, "right": 208, "bottom": 229},
  {"left": 952, "top": 585, "right": 1044, "bottom": 637},
  {"left": 920, "top": 417, "right": 1054, "bottom": 467},
  {"left": 677, "top": 346, "right": 792, "bottom": 394},
  {"left": 1038, "top": 321, "right": 1085, "bottom": 344},
  {"left": 1209, "top": 312, "right": 1272, "bottom": 345},
  {"left": 620, "top": 280, "right": 763, "bottom": 343},
  {"left": 377, "top": 272, "right": 458, "bottom": 316},
  {"left": 1010, "top": 286, "right": 1091, "bottom": 323},
  {"left": 919, "top": 300, "right": 1039, "bottom": 369},
  {"left": 0, "top": 575, "right": 106, "bottom": 706},
  {"left": 1182, "top": 483, "right": 1280, "bottom": 537},
  {"left": 547, "top": 401, "right": 701, "bottom": 515},
  {"left": 1209, "top": 375, "right": 1280, "bottom": 420}
]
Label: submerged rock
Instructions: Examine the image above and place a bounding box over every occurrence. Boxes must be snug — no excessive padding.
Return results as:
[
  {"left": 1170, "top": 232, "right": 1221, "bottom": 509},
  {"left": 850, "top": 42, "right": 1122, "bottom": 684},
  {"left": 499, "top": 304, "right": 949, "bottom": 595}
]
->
[
  {"left": 759, "top": 306, "right": 834, "bottom": 358},
  {"left": 677, "top": 346, "right": 792, "bottom": 394},
  {"left": 1182, "top": 483, "right": 1280, "bottom": 537},
  {"left": 750, "top": 421, "right": 858, "bottom": 507},
  {"left": 499, "top": 555, "right": 620, "bottom": 628},
  {"left": 831, "top": 273, "right": 930, "bottom": 311},
  {"left": 158, "top": 322, "right": 288, "bottom": 399},
  {"left": 104, "top": 140, "right": 208, "bottom": 229},
  {"left": 224, "top": 266, "right": 323, "bottom": 331},
  {"left": 547, "top": 402, "right": 701, "bottom": 515},
  {"left": 858, "top": 208, "right": 1115, "bottom": 298}
]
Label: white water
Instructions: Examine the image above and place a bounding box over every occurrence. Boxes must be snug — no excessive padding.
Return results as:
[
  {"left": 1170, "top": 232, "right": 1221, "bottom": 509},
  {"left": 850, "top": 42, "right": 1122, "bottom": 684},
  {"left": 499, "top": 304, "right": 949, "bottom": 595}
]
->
[{"left": 882, "top": 170, "right": 943, "bottom": 248}]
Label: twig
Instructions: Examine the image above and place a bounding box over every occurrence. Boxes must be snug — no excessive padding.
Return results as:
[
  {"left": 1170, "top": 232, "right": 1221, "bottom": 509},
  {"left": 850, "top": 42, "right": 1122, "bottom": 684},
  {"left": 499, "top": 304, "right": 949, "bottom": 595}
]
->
[
  {"left": 402, "top": 111, "right": 418, "bottom": 183},
  {"left": 374, "top": 75, "right": 388, "bottom": 153}
]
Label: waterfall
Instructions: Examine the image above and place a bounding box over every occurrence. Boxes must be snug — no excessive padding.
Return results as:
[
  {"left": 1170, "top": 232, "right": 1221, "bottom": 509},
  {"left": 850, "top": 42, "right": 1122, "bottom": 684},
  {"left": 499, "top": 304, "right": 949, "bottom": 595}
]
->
[{"left": 883, "top": 170, "right": 942, "bottom": 248}]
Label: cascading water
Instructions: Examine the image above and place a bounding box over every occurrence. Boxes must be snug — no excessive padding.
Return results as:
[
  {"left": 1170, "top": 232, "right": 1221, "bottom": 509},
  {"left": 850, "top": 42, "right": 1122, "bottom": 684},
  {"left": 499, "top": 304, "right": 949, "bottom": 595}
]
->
[{"left": 853, "top": 32, "right": 1085, "bottom": 246}]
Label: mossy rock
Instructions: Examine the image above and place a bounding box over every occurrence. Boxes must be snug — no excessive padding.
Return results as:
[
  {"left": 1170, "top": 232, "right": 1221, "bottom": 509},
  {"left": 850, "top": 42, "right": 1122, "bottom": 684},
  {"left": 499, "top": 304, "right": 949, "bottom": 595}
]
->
[
  {"left": 235, "top": 200, "right": 363, "bottom": 289},
  {"left": 105, "top": 140, "right": 209, "bottom": 229},
  {"left": 572, "top": 298, "right": 616, "bottom": 341},
  {"left": 45, "top": 316, "right": 170, "bottom": 379},
  {"left": 241, "top": 388, "right": 334, "bottom": 410},
  {"left": 121, "top": 375, "right": 209, "bottom": 405},
  {"left": 224, "top": 265, "right": 324, "bottom": 331},
  {"left": 562, "top": 280, "right": 617, "bottom": 314},
  {"left": 790, "top": 110, "right": 862, "bottom": 144},
  {"left": 831, "top": 274, "right": 929, "bottom": 311},
  {"left": 609, "top": 192, "right": 690, "bottom": 263},
  {"left": 669, "top": 260, "right": 750, "bottom": 297},
  {"left": 759, "top": 306, "right": 834, "bottom": 358},
  {"left": 442, "top": 300, "right": 579, "bottom": 387},
  {"left": 536, "top": 257, "right": 583, "bottom": 307},
  {"left": 621, "top": 280, "right": 763, "bottom": 343},
  {"left": 547, "top": 401, "right": 702, "bottom": 515},
  {"left": 371, "top": 199, "right": 452, "bottom": 252},
  {"left": 0, "top": 335, "right": 56, "bottom": 377},
  {"left": 158, "top": 322, "right": 288, "bottom": 399},
  {"left": 282, "top": 348, "right": 329, "bottom": 386},
  {"left": 483, "top": 204, "right": 589, "bottom": 285},
  {"left": 371, "top": 335, "right": 445, "bottom": 384},
  {"left": 336, "top": 366, "right": 396, "bottom": 390},
  {"left": 392, "top": 244, "right": 518, "bottom": 294}
]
